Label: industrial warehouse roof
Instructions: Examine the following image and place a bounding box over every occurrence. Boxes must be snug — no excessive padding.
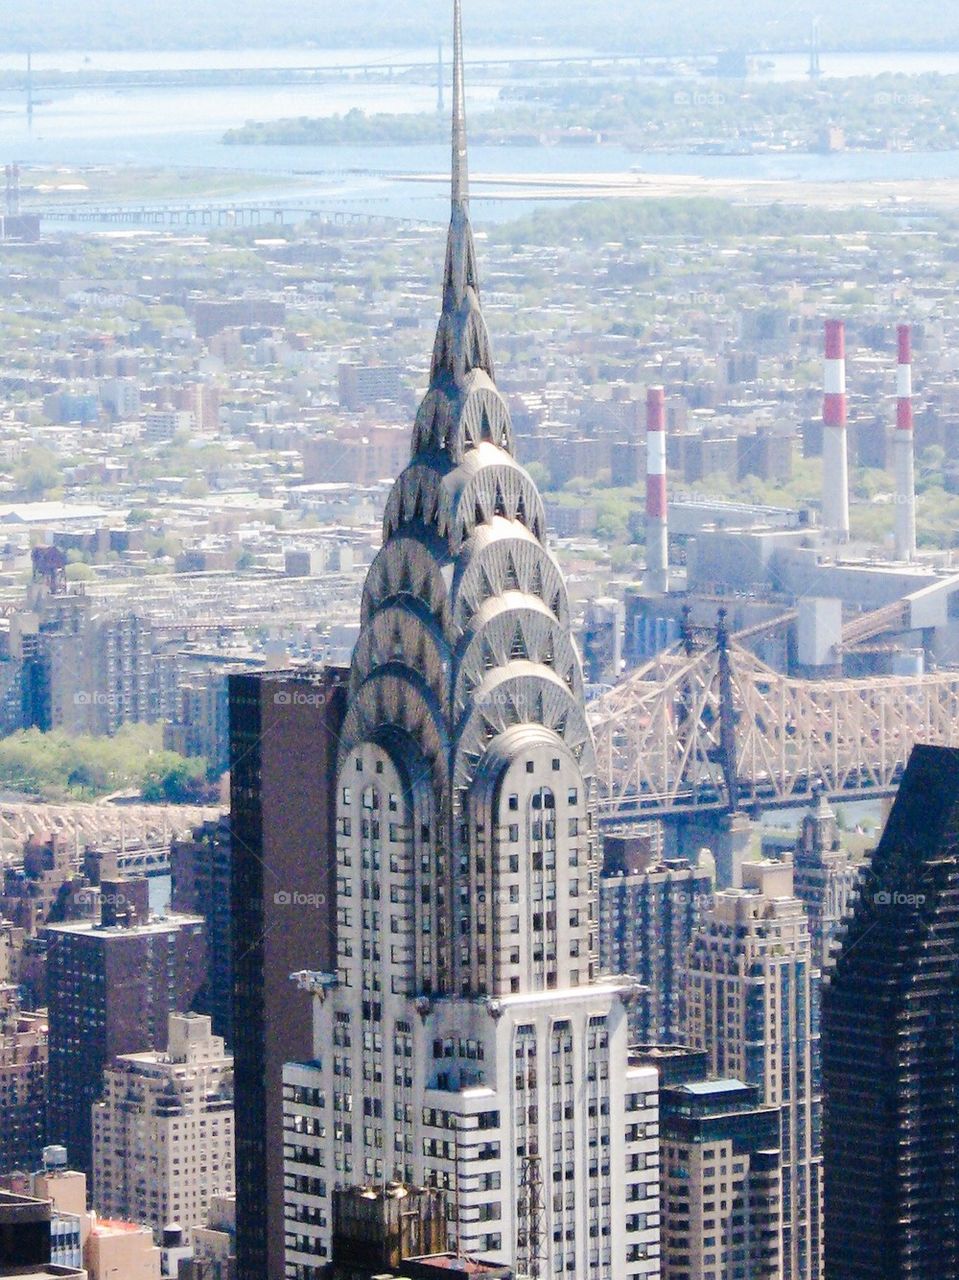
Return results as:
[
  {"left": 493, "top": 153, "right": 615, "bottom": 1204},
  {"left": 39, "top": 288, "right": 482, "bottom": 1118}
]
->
[{"left": 0, "top": 501, "right": 111, "bottom": 524}]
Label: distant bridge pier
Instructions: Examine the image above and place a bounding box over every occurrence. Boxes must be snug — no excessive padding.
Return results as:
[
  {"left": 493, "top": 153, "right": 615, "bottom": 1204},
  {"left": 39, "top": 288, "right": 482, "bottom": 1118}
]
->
[{"left": 663, "top": 810, "right": 752, "bottom": 889}]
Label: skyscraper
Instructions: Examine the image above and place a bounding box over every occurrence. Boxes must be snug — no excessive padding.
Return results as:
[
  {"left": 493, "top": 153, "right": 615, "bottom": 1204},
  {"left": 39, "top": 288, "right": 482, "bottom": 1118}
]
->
[
  {"left": 93, "top": 1012, "right": 234, "bottom": 1241},
  {"left": 637, "top": 1046, "right": 783, "bottom": 1280},
  {"left": 171, "top": 817, "right": 234, "bottom": 1043},
  {"left": 687, "top": 861, "right": 822, "bottom": 1280},
  {"left": 822, "top": 744, "right": 959, "bottom": 1279},
  {"left": 44, "top": 877, "right": 206, "bottom": 1173},
  {"left": 791, "top": 789, "right": 859, "bottom": 972},
  {"left": 600, "top": 841, "right": 713, "bottom": 1044},
  {"left": 0, "top": 986, "right": 47, "bottom": 1175},
  {"left": 229, "top": 666, "right": 349, "bottom": 1280},
  {"left": 281, "top": 6, "right": 660, "bottom": 1277}
]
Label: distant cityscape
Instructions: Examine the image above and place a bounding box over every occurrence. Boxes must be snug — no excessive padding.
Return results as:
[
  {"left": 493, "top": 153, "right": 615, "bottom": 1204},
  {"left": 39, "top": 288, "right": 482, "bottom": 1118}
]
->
[{"left": 2, "top": 3, "right": 959, "bottom": 1280}]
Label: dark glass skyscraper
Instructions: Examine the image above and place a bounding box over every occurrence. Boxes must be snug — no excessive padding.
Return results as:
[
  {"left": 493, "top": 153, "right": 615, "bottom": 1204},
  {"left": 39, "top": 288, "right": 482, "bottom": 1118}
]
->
[
  {"left": 229, "top": 666, "right": 349, "bottom": 1280},
  {"left": 822, "top": 744, "right": 959, "bottom": 1279}
]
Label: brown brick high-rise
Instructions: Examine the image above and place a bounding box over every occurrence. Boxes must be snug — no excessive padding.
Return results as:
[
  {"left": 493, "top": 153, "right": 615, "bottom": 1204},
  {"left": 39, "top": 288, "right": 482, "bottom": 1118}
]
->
[{"left": 44, "top": 877, "right": 206, "bottom": 1173}]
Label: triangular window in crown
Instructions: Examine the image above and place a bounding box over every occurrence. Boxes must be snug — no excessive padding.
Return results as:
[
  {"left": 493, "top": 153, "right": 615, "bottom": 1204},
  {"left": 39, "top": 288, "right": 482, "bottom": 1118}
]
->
[
  {"left": 471, "top": 325, "right": 485, "bottom": 370},
  {"left": 504, "top": 552, "right": 521, "bottom": 592},
  {"left": 493, "top": 482, "right": 508, "bottom": 519},
  {"left": 509, "top": 622, "right": 527, "bottom": 661}
]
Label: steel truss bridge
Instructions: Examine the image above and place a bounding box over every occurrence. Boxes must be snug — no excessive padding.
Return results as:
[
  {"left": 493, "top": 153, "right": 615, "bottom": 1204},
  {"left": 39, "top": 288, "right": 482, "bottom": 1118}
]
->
[
  {"left": 31, "top": 203, "right": 419, "bottom": 231},
  {"left": 591, "top": 611, "right": 959, "bottom": 824}
]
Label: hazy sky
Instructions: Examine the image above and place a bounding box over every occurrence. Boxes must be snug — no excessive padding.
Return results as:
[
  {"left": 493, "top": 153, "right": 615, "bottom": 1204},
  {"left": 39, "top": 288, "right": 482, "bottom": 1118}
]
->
[{"left": 0, "top": 0, "right": 954, "bottom": 52}]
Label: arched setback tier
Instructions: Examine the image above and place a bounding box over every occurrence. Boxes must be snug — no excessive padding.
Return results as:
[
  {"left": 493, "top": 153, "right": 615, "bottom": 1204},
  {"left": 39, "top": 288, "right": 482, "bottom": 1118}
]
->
[
  {"left": 411, "top": 371, "right": 516, "bottom": 462},
  {"left": 338, "top": 667, "right": 450, "bottom": 812},
  {"left": 448, "top": 518, "right": 570, "bottom": 638},
  {"left": 452, "top": 662, "right": 597, "bottom": 807},
  {"left": 359, "top": 529, "right": 454, "bottom": 633},
  {"left": 451, "top": 593, "right": 584, "bottom": 720},
  {"left": 449, "top": 724, "right": 599, "bottom": 998},
  {"left": 382, "top": 443, "right": 547, "bottom": 553},
  {"left": 334, "top": 728, "right": 452, "bottom": 1001},
  {"left": 349, "top": 599, "right": 450, "bottom": 710}
]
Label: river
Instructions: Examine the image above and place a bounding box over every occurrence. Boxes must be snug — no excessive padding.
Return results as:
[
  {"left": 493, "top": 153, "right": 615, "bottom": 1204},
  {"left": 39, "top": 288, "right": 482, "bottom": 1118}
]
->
[{"left": 2, "top": 45, "right": 959, "bottom": 224}]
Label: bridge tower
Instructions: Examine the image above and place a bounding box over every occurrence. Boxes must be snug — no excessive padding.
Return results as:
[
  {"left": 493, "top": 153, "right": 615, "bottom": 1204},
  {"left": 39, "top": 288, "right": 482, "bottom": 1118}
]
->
[
  {"left": 716, "top": 609, "right": 741, "bottom": 812},
  {"left": 809, "top": 18, "right": 822, "bottom": 80},
  {"left": 5, "top": 164, "right": 20, "bottom": 217}
]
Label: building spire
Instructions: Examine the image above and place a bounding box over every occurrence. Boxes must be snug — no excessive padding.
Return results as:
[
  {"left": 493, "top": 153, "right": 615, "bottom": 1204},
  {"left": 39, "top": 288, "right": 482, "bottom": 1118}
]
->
[
  {"left": 452, "top": 0, "right": 469, "bottom": 211},
  {"left": 428, "top": 0, "right": 495, "bottom": 395}
]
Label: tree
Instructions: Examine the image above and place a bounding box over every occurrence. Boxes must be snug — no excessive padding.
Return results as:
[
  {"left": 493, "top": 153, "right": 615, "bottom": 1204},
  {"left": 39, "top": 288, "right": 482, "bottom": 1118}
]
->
[{"left": 14, "top": 448, "right": 61, "bottom": 500}]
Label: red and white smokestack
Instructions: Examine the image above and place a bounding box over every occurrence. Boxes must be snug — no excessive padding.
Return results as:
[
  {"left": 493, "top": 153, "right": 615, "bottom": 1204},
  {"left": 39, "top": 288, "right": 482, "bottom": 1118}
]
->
[
  {"left": 645, "top": 386, "right": 669, "bottom": 594},
  {"left": 822, "top": 319, "right": 850, "bottom": 541},
  {"left": 894, "top": 323, "right": 916, "bottom": 561}
]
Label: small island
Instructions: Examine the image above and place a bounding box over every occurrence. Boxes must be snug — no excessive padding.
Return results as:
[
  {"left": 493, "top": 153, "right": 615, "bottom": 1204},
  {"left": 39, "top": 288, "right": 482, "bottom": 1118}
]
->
[
  {"left": 224, "top": 73, "right": 959, "bottom": 154},
  {"left": 224, "top": 108, "right": 450, "bottom": 147}
]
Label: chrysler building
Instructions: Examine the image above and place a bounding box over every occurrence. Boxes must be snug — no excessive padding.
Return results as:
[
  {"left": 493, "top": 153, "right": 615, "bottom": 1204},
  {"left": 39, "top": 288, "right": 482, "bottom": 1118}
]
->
[{"left": 282, "top": 5, "right": 660, "bottom": 1276}]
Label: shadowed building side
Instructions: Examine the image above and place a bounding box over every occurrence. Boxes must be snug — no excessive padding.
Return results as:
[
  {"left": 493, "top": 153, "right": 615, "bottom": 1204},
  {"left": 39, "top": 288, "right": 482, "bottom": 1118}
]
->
[
  {"left": 230, "top": 667, "right": 349, "bottom": 1280},
  {"left": 822, "top": 744, "right": 959, "bottom": 1280}
]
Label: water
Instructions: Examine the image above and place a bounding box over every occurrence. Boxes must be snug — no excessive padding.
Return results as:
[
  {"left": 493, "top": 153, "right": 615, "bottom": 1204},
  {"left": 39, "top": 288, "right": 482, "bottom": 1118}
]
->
[
  {"left": 150, "top": 873, "right": 172, "bottom": 916},
  {"left": 2, "top": 45, "right": 959, "bottom": 224},
  {"left": 759, "top": 50, "right": 959, "bottom": 81},
  {"left": 0, "top": 44, "right": 594, "bottom": 73},
  {"left": 3, "top": 45, "right": 959, "bottom": 76}
]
